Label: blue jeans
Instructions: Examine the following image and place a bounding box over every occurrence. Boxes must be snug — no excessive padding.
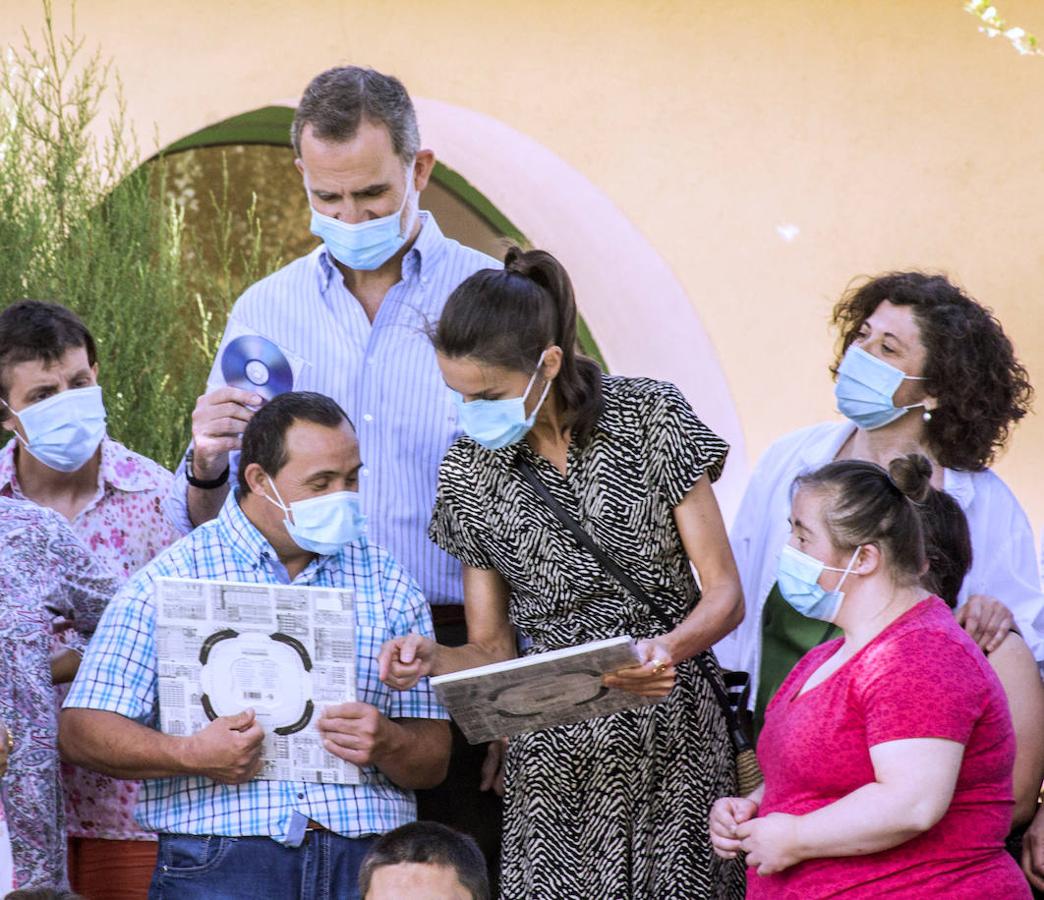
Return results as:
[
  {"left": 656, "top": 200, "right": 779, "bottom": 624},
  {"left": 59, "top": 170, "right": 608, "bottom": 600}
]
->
[{"left": 147, "top": 832, "right": 378, "bottom": 900}]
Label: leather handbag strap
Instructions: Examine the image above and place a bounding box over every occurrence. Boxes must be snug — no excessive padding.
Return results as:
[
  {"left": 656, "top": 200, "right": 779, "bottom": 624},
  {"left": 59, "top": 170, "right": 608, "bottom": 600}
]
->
[{"left": 514, "top": 456, "right": 753, "bottom": 752}]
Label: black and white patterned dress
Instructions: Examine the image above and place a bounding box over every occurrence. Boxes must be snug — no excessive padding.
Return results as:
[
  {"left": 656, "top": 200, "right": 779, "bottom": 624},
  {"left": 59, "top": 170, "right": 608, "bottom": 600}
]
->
[{"left": 430, "top": 375, "right": 745, "bottom": 900}]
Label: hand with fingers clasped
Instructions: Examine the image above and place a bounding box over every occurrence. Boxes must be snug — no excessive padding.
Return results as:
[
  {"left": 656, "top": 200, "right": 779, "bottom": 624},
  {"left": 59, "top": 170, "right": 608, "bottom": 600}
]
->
[
  {"left": 378, "top": 633, "right": 437, "bottom": 691},
  {"left": 735, "top": 812, "right": 804, "bottom": 875},
  {"left": 602, "top": 638, "right": 676, "bottom": 698},
  {"left": 318, "top": 702, "right": 392, "bottom": 768},
  {"left": 709, "top": 796, "right": 760, "bottom": 859},
  {"left": 185, "top": 708, "right": 266, "bottom": 784}
]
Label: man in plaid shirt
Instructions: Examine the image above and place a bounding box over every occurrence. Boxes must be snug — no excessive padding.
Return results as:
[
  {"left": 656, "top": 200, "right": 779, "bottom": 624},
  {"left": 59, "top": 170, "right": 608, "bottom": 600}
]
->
[{"left": 61, "top": 392, "right": 450, "bottom": 899}]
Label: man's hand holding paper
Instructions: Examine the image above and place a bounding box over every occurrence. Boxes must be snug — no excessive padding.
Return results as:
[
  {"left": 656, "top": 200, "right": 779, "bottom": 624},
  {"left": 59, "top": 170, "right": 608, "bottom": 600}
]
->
[{"left": 184, "top": 708, "right": 266, "bottom": 785}]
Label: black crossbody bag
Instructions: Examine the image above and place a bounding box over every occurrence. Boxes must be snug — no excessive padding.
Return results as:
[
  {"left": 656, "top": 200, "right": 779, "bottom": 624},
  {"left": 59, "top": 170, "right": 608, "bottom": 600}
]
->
[{"left": 515, "top": 456, "right": 764, "bottom": 795}]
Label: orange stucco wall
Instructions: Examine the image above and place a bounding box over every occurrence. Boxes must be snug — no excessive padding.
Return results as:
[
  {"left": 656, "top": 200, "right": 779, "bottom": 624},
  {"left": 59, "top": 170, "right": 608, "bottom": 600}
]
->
[{"left": 3, "top": 0, "right": 1043, "bottom": 543}]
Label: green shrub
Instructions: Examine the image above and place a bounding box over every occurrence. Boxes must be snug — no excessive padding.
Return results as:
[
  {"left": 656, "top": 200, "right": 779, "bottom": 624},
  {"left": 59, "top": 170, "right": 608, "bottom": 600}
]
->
[{"left": 0, "top": 2, "right": 276, "bottom": 470}]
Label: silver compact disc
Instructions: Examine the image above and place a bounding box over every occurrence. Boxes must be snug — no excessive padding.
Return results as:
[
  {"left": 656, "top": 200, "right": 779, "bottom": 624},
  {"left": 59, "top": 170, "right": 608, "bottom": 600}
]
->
[{"left": 220, "top": 335, "right": 293, "bottom": 401}]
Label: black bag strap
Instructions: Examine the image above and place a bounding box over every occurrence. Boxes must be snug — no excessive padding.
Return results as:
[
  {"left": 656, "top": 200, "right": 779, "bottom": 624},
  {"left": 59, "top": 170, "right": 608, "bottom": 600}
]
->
[{"left": 514, "top": 456, "right": 753, "bottom": 752}]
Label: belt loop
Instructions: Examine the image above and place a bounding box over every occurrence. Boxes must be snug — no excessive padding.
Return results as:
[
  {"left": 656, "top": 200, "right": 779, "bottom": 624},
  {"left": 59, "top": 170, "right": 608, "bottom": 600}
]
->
[{"left": 285, "top": 810, "right": 309, "bottom": 848}]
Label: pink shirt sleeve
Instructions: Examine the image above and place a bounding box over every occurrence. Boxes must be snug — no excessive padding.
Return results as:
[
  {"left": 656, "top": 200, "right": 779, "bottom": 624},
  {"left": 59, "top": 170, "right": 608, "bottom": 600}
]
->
[{"left": 856, "top": 629, "right": 987, "bottom": 748}]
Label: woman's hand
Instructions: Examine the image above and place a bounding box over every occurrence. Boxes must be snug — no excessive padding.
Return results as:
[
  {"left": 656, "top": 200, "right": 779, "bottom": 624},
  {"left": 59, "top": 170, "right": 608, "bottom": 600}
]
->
[
  {"left": 736, "top": 812, "right": 803, "bottom": 875},
  {"left": 480, "top": 737, "right": 508, "bottom": 797},
  {"left": 955, "top": 594, "right": 1014, "bottom": 654},
  {"left": 709, "top": 796, "right": 759, "bottom": 858},
  {"left": 378, "top": 634, "right": 437, "bottom": 691},
  {"left": 1023, "top": 804, "right": 1044, "bottom": 892},
  {"left": 602, "top": 639, "right": 676, "bottom": 697}
]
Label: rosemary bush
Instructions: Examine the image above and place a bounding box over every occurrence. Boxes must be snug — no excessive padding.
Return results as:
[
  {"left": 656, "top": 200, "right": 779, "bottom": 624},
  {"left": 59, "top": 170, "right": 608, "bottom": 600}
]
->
[{"left": 0, "top": 3, "right": 276, "bottom": 469}]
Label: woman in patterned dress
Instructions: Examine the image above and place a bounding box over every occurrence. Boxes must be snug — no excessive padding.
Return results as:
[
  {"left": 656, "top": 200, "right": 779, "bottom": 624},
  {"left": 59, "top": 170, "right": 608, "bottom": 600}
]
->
[
  {"left": 380, "top": 247, "right": 746, "bottom": 899},
  {"left": 0, "top": 496, "right": 118, "bottom": 890}
]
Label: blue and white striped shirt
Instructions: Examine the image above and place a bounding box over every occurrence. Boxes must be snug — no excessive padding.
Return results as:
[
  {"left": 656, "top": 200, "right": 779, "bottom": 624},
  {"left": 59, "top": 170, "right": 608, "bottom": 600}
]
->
[
  {"left": 64, "top": 491, "right": 448, "bottom": 841},
  {"left": 164, "top": 214, "right": 500, "bottom": 605}
]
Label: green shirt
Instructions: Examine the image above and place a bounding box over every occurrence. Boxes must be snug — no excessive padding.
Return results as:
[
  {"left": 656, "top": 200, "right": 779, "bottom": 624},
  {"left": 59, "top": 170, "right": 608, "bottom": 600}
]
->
[{"left": 754, "top": 582, "right": 840, "bottom": 738}]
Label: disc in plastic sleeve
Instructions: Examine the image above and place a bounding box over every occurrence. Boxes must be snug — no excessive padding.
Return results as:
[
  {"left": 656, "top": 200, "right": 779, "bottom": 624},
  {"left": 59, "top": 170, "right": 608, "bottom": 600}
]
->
[{"left": 220, "top": 335, "right": 293, "bottom": 401}]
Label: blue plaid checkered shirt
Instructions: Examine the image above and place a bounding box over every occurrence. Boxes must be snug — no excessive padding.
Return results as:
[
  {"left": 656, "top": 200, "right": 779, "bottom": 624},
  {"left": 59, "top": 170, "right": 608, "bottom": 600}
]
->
[{"left": 64, "top": 492, "right": 448, "bottom": 842}]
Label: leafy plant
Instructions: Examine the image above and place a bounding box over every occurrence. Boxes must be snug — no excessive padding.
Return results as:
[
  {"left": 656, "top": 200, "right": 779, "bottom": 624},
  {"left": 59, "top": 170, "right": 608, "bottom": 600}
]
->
[{"left": 0, "top": 1, "right": 278, "bottom": 469}]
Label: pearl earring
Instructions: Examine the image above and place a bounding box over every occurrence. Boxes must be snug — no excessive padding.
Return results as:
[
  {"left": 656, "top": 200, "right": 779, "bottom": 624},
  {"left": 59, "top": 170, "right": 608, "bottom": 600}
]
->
[{"left": 923, "top": 410, "right": 932, "bottom": 423}]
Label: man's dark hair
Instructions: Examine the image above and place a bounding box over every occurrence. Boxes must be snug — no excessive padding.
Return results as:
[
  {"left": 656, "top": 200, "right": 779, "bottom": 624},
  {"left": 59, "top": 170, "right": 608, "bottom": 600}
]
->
[
  {"left": 237, "top": 391, "right": 352, "bottom": 494},
  {"left": 358, "top": 821, "right": 489, "bottom": 900},
  {"left": 291, "top": 66, "right": 420, "bottom": 163},
  {"left": 0, "top": 300, "right": 96, "bottom": 401}
]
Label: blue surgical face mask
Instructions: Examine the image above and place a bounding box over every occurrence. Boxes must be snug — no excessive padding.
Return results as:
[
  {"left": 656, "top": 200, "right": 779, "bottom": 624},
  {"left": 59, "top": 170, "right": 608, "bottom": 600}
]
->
[
  {"left": 834, "top": 345, "right": 928, "bottom": 431},
  {"left": 7, "top": 385, "right": 106, "bottom": 473},
  {"left": 308, "top": 167, "right": 417, "bottom": 271},
  {"left": 776, "top": 543, "right": 862, "bottom": 623},
  {"left": 453, "top": 351, "right": 552, "bottom": 451},
  {"left": 263, "top": 476, "right": 367, "bottom": 555}
]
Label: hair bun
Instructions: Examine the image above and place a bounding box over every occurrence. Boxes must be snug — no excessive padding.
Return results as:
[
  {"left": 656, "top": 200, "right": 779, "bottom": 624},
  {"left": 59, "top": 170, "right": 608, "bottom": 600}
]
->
[{"left": 887, "top": 453, "right": 932, "bottom": 503}]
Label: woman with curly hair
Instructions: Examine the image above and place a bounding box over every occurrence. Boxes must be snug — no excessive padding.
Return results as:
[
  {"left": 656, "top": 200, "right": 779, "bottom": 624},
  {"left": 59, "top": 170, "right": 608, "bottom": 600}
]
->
[{"left": 716, "top": 271, "right": 1042, "bottom": 728}]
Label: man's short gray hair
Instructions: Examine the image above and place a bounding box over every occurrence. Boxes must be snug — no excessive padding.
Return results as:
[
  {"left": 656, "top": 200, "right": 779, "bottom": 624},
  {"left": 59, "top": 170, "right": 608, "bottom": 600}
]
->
[{"left": 291, "top": 66, "right": 420, "bottom": 164}]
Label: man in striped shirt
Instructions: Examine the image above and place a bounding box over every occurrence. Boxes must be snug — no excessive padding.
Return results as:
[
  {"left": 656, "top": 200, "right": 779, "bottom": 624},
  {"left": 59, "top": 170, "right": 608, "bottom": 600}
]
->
[
  {"left": 162, "top": 66, "right": 504, "bottom": 879},
  {"left": 62, "top": 392, "right": 450, "bottom": 898}
]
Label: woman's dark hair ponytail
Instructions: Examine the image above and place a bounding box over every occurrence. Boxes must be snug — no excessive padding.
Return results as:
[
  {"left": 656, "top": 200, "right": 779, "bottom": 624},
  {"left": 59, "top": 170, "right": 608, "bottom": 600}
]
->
[
  {"left": 503, "top": 246, "right": 578, "bottom": 369},
  {"left": 435, "top": 246, "right": 604, "bottom": 443}
]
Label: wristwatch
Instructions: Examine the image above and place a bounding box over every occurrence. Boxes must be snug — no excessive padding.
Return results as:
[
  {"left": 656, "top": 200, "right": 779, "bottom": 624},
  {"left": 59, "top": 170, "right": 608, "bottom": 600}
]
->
[{"left": 185, "top": 448, "right": 230, "bottom": 490}]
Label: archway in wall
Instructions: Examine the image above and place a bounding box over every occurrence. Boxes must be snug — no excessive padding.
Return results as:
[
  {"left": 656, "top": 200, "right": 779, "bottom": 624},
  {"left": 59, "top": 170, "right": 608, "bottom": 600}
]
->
[{"left": 157, "top": 101, "right": 746, "bottom": 516}]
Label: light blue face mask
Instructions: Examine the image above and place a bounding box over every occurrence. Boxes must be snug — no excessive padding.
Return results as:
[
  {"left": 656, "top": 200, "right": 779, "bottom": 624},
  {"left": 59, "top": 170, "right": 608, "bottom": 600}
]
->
[
  {"left": 834, "top": 345, "right": 928, "bottom": 431},
  {"left": 264, "top": 476, "right": 367, "bottom": 555},
  {"left": 308, "top": 168, "right": 417, "bottom": 271},
  {"left": 776, "top": 543, "right": 862, "bottom": 623},
  {"left": 7, "top": 385, "right": 106, "bottom": 473},
  {"left": 454, "top": 350, "right": 552, "bottom": 451}
]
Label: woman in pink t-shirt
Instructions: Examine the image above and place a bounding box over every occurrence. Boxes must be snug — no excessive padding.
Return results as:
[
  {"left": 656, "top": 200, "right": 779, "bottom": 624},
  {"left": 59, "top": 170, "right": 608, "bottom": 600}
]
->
[{"left": 710, "top": 454, "right": 1028, "bottom": 898}]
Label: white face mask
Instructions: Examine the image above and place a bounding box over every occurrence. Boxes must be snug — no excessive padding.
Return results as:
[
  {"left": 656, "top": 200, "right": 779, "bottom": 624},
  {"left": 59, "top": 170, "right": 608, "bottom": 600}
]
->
[
  {"left": 307, "top": 164, "right": 418, "bottom": 271},
  {"left": 5, "top": 385, "right": 106, "bottom": 472},
  {"left": 777, "top": 543, "right": 862, "bottom": 623},
  {"left": 262, "top": 475, "right": 367, "bottom": 555},
  {"left": 834, "top": 345, "right": 928, "bottom": 430},
  {"left": 452, "top": 350, "right": 553, "bottom": 450}
]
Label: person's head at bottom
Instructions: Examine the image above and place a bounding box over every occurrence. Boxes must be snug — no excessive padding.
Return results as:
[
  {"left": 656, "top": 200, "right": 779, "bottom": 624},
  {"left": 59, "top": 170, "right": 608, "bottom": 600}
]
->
[{"left": 359, "top": 822, "right": 489, "bottom": 900}]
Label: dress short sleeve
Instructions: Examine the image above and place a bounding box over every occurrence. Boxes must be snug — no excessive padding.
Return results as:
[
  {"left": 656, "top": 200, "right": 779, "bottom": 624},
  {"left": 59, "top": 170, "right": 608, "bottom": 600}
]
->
[
  {"left": 428, "top": 441, "right": 494, "bottom": 570},
  {"left": 857, "top": 626, "right": 987, "bottom": 748},
  {"left": 646, "top": 381, "right": 730, "bottom": 507}
]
